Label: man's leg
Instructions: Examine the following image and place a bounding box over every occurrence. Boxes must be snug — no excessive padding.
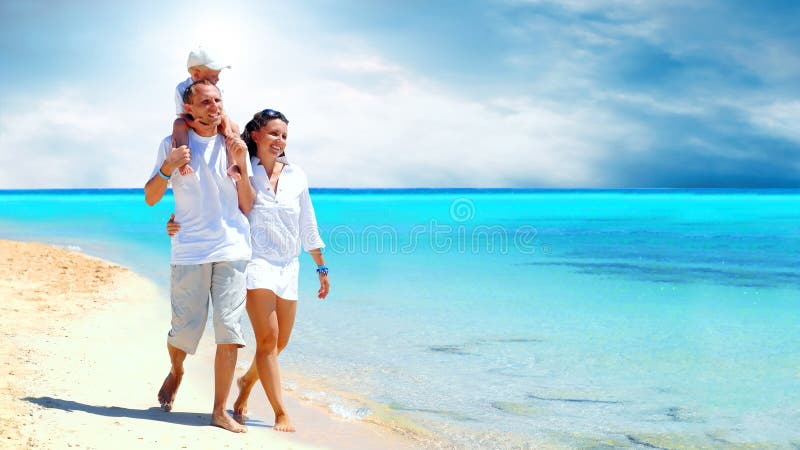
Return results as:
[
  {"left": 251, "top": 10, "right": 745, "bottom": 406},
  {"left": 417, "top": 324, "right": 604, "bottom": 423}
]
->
[
  {"left": 209, "top": 260, "right": 248, "bottom": 433},
  {"left": 212, "top": 343, "right": 244, "bottom": 432},
  {"left": 159, "top": 263, "right": 211, "bottom": 412},
  {"left": 158, "top": 343, "right": 187, "bottom": 411}
]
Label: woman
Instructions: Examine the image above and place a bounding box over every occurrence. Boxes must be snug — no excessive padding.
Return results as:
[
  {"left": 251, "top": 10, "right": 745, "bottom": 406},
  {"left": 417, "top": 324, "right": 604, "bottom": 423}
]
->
[{"left": 168, "top": 108, "right": 329, "bottom": 432}]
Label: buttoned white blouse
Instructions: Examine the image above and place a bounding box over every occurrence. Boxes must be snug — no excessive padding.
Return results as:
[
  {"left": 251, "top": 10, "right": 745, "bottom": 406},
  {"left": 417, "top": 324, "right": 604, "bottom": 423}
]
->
[{"left": 244, "top": 156, "right": 325, "bottom": 299}]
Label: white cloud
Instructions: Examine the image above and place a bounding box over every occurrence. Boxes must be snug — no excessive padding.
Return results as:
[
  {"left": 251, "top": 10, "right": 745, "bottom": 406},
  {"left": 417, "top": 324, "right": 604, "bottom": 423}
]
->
[
  {"left": 2, "top": 1, "right": 649, "bottom": 189},
  {"left": 0, "top": 89, "right": 156, "bottom": 188},
  {"left": 329, "top": 55, "right": 403, "bottom": 75},
  {"left": 5, "top": 0, "right": 796, "bottom": 189},
  {"left": 749, "top": 101, "right": 800, "bottom": 144}
]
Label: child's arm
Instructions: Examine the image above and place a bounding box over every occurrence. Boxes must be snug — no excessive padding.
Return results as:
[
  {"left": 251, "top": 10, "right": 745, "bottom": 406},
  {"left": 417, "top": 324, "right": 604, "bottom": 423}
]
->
[
  {"left": 220, "top": 113, "right": 243, "bottom": 181},
  {"left": 219, "top": 112, "right": 240, "bottom": 139}
]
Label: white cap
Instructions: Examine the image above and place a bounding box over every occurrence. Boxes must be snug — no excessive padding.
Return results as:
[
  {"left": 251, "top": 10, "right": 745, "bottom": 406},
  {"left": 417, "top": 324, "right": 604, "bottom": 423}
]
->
[{"left": 186, "top": 46, "right": 231, "bottom": 71}]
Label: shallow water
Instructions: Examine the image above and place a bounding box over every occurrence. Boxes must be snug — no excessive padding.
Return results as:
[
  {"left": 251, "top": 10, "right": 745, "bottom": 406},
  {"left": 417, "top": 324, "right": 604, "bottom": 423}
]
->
[{"left": 2, "top": 189, "right": 799, "bottom": 447}]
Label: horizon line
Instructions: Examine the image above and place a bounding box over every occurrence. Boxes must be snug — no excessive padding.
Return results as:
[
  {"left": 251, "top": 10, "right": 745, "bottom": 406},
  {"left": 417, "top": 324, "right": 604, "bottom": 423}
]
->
[{"left": 2, "top": 187, "right": 799, "bottom": 194}]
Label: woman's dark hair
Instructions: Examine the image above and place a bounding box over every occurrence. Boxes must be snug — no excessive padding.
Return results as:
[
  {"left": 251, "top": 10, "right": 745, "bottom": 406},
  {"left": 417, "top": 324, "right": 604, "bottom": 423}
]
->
[{"left": 241, "top": 109, "right": 289, "bottom": 159}]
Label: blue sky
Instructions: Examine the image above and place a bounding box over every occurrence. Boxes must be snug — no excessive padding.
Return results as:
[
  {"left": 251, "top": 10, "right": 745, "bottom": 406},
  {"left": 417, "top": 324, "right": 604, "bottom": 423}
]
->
[{"left": 1, "top": 0, "right": 799, "bottom": 188}]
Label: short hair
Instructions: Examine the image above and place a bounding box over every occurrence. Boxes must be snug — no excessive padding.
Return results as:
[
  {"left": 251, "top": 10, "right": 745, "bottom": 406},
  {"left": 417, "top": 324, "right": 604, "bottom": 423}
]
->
[
  {"left": 188, "top": 64, "right": 212, "bottom": 72},
  {"left": 182, "top": 79, "right": 219, "bottom": 105}
]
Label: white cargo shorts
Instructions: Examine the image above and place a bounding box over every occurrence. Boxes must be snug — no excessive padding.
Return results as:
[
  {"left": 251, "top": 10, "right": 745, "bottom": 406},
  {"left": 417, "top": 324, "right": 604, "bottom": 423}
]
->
[{"left": 167, "top": 260, "right": 247, "bottom": 354}]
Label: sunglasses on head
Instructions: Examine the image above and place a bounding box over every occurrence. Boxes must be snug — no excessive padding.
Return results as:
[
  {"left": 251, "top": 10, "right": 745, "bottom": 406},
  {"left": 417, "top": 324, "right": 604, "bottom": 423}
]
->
[{"left": 261, "top": 108, "right": 289, "bottom": 124}]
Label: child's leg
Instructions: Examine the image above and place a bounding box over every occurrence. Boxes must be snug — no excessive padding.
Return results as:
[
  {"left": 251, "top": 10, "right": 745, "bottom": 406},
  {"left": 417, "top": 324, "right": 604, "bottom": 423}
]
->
[
  {"left": 220, "top": 113, "right": 242, "bottom": 181},
  {"left": 172, "top": 117, "right": 194, "bottom": 176},
  {"left": 218, "top": 113, "right": 240, "bottom": 139}
]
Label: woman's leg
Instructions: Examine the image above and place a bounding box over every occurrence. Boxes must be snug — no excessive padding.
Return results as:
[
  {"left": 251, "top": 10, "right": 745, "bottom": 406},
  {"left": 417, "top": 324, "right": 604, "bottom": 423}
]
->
[
  {"left": 270, "top": 296, "right": 297, "bottom": 431},
  {"left": 275, "top": 296, "right": 297, "bottom": 354},
  {"left": 235, "top": 289, "right": 298, "bottom": 431},
  {"left": 233, "top": 295, "right": 297, "bottom": 416},
  {"left": 232, "top": 360, "right": 258, "bottom": 417}
]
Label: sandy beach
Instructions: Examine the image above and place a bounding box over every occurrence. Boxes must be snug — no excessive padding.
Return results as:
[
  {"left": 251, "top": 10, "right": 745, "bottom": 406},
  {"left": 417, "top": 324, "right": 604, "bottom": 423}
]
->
[{"left": 0, "top": 240, "right": 419, "bottom": 449}]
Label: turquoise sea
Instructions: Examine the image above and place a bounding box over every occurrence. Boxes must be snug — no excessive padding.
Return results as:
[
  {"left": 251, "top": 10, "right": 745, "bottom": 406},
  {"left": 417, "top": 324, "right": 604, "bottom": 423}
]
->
[{"left": 1, "top": 189, "right": 799, "bottom": 448}]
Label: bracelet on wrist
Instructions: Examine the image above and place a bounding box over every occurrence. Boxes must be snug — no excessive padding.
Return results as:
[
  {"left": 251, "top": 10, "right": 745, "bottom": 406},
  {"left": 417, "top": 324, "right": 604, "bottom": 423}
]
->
[
  {"left": 158, "top": 167, "right": 171, "bottom": 180},
  {"left": 316, "top": 265, "right": 329, "bottom": 275}
]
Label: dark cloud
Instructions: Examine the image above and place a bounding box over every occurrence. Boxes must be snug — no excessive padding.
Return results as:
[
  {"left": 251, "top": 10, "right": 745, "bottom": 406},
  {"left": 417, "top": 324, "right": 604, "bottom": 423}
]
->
[{"left": 596, "top": 105, "right": 800, "bottom": 187}]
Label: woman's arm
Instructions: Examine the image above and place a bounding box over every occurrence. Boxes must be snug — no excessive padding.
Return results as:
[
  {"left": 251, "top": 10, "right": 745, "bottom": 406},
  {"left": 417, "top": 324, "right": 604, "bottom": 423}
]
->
[
  {"left": 299, "top": 182, "right": 329, "bottom": 299},
  {"left": 298, "top": 186, "right": 325, "bottom": 251},
  {"left": 308, "top": 248, "right": 329, "bottom": 299},
  {"left": 226, "top": 136, "right": 255, "bottom": 214}
]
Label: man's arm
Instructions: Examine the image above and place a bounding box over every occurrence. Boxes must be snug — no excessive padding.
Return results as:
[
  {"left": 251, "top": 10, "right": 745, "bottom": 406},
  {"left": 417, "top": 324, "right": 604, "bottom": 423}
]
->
[
  {"left": 144, "top": 170, "right": 169, "bottom": 206},
  {"left": 144, "top": 144, "right": 191, "bottom": 206}
]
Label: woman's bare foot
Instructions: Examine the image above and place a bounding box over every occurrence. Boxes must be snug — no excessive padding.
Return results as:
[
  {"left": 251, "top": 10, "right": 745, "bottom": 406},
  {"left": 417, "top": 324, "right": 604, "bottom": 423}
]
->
[
  {"left": 157, "top": 370, "right": 183, "bottom": 412},
  {"left": 211, "top": 411, "right": 247, "bottom": 433},
  {"left": 273, "top": 413, "right": 295, "bottom": 432},
  {"left": 232, "top": 375, "right": 253, "bottom": 417}
]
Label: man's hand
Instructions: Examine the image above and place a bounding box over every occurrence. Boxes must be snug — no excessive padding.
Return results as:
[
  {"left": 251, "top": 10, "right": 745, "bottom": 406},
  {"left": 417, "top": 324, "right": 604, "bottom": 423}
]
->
[
  {"left": 166, "top": 213, "right": 181, "bottom": 237},
  {"left": 165, "top": 145, "right": 192, "bottom": 176}
]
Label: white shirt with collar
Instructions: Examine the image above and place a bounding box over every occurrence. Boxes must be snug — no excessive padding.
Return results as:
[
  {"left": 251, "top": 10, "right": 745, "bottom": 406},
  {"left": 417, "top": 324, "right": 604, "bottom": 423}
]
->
[{"left": 246, "top": 155, "right": 325, "bottom": 266}]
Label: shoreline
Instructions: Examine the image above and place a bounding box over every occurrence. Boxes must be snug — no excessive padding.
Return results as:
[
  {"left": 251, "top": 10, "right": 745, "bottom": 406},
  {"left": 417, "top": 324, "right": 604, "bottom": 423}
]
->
[{"left": 0, "top": 240, "right": 421, "bottom": 449}]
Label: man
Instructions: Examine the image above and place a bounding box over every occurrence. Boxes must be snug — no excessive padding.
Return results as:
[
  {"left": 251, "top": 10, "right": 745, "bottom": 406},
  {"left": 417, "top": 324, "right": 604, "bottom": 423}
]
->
[{"left": 144, "top": 79, "right": 254, "bottom": 433}]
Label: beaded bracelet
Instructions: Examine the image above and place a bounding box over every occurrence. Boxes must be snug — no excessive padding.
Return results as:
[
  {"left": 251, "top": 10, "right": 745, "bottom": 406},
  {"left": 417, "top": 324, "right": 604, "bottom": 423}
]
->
[{"left": 316, "top": 265, "right": 329, "bottom": 275}]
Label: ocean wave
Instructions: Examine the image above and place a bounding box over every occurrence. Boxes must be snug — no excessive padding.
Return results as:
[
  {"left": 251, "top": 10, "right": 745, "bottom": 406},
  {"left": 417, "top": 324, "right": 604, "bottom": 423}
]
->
[{"left": 299, "top": 389, "right": 371, "bottom": 420}]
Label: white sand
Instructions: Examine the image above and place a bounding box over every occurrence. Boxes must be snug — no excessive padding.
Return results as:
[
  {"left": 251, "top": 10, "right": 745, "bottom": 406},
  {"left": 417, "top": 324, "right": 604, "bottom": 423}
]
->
[{"left": 0, "top": 240, "right": 419, "bottom": 449}]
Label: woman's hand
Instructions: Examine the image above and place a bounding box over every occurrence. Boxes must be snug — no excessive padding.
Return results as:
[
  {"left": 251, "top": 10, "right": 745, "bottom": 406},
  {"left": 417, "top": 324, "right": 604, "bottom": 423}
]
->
[
  {"left": 317, "top": 272, "right": 330, "bottom": 300},
  {"left": 225, "top": 135, "right": 248, "bottom": 167},
  {"left": 166, "top": 213, "right": 181, "bottom": 237}
]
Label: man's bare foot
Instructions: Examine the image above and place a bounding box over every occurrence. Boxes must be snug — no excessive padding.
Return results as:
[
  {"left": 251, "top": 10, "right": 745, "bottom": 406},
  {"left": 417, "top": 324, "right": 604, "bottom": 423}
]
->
[
  {"left": 211, "top": 411, "right": 247, "bottom": 433},
  {"left": 273, "top": 413, "right": 295, "bottom": 432},
  {"left": 232, "top": 376, "right": 252, "bottom": 417},
  {"left": 157, "top": 370, "right": 183, "bottom": 412}
]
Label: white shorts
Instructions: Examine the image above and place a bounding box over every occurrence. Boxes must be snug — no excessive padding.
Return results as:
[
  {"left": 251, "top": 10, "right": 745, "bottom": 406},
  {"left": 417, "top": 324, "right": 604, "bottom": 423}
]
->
[{"left": 246, "top": 258, "right": 299, "bottom": 300}]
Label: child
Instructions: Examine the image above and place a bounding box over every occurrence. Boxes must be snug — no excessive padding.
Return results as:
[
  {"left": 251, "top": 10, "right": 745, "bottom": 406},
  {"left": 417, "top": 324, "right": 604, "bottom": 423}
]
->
[{"left": 172, "top": 46, "right": 241, "bottom": 180}]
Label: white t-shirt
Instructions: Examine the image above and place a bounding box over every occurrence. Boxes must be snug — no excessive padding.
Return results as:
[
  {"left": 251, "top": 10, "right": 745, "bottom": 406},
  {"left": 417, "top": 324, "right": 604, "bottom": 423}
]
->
[
  {"left": 246, "top": 156, "right": 325, "bottom": 266},
  {"left": 151, "top": 130, "right": 252, "bottom": 265},
  {"left": 174, "top": 77, "right": 225, "bottom": 115}
]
